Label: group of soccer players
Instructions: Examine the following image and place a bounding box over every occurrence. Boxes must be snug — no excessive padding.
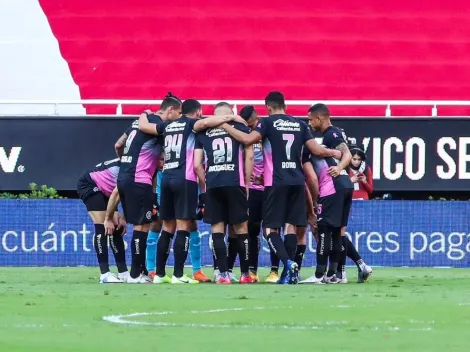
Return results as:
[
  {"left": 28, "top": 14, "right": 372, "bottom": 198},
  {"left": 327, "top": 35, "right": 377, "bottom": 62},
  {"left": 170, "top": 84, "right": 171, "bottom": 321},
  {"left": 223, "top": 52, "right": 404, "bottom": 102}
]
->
[{"left": 77, "top": 91, "right": 372, "bottom": 284}]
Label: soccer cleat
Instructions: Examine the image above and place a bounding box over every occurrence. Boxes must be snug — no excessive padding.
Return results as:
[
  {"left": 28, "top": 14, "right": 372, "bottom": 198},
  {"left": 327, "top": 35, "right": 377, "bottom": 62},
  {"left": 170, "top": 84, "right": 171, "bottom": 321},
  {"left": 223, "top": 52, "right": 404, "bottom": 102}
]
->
[
  {"left": 153, "top": 274, "right": 172, "bottom": 284},
  {"left": 358, "top": 264, "right": 373, "bottom": 283},
  {"left": 171, "top": 274, "right": 200, "bottom": 284},
  {"left": 127, "top": 274, "right": 152, "bottom": 284},
  {"left": 249, "top": 272, "right": 259, "bottom": 283},
  {"left": 277, "top": 273, "right": 290, "bottom": 284},
  {"left": 148, "top": 271, "right": 156, "bottom": 280},
  {"left": 213, "top": 269, "right": 220, "bottom": 282},
  {"left": 141, "top": 274, "right": 153, "bottom": 283},
  {"left": 239, "top": 273, "right": 255, "bottom": 284},
  {"left": 286, "top": 260, "right": 299, "bottom": 284},
  {"left": 228, "top": 272, "right": 239, "bottom": 283},
  {"left": 100, "top": 272, "right": 123, "bottom": 284},
  {"left": 325, "top": 275, "right": 339, "bottom": 284},
  {"left": 336, "top": 271, "right": 348, "bottom": 284},
  {"left": 216, "top": 273, "right": 232, "bottom": 285},
  {"left": 193, "top": 270, "right": 211, "bottom": 283},
  {"left": 299, "top": 275, "right": 326, "bottom": 284},
  {"left": 265, "top": 271, "right": 279, "bottom": 283},
  {"left": 118, "top": 271, "right": 130, "bottom": 283}
]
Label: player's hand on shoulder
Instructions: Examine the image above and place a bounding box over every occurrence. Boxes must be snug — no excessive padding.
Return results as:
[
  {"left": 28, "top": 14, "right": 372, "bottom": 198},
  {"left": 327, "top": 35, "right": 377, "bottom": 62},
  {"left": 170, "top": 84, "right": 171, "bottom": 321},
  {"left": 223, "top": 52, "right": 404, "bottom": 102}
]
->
[{"left": 229, "top": 115, "right": 248, "bottom": 126}]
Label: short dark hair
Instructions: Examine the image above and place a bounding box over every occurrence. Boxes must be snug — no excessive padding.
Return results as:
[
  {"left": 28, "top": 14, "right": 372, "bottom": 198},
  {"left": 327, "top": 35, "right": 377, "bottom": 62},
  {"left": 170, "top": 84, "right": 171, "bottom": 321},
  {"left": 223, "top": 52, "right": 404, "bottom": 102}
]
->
[
  {"left": 308, "top": 103, "right": 330, "bottom": 117},
  {"left": 160, "top": 92, "right": 182, "bottom": 111},
  {"left": 265, "top": 91, "right": 285, "bottom": 110},
  {"left": 182, "top": 99, "right": 201, "bottom": 115},
  {"left": 214, "top": 101, "right": 232, "bottom": 110},
  {"left": 240, "top": 105, "right": 255, "bottom": 121}
]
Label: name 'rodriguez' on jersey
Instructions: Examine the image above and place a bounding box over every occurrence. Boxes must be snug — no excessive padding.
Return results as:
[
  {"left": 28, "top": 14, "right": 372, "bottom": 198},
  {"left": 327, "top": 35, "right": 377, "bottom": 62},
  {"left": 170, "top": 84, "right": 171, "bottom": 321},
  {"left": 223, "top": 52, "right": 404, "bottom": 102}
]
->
[
  {"left": 254, "top": 114, "right": 313, "bottom": 186},
  {"left": 195, "top": 122, "right": 250, "bottom": 189}
]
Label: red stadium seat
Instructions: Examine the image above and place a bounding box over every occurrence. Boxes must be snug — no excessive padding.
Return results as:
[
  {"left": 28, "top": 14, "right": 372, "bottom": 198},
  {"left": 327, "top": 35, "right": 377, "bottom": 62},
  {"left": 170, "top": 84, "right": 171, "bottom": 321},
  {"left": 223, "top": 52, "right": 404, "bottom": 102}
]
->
[{"left": 38, "top": 0, "right": 470, "bottom": 116}]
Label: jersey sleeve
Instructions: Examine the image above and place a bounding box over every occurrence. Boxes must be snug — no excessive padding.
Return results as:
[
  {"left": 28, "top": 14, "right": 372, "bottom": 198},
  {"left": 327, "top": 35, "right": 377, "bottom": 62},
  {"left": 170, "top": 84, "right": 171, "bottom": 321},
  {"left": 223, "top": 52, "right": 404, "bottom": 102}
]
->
[
  {"left": 323, "top": 127, "right": 346, "bottom": 149},
  {"left": 254, "top": 118, "right": 269, "bottom": 138},
  {"left": 189, "top": 118, "right": 198, "bottom": 132},
  {"left": 301, "top": 121, "right": 313, "bottom": 143},
  {"left": 156, "top": 120, "right": 168, "bottom": 135},
  {"left": 195, "top": 133, "right": 204, "bottom": 150},
  {"left": 302, "top": 148, "right": 311, "bottom": 164},
  {"left": 234, "top": 122, "right": 251, "bottom": 134}
]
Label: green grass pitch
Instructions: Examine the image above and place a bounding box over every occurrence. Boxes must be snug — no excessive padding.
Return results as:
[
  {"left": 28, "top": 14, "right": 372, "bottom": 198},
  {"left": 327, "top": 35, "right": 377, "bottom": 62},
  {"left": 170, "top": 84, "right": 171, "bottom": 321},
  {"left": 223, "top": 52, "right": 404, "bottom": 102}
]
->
[{"left": 1, "top": 267, "right": 469, "bottom": 351}]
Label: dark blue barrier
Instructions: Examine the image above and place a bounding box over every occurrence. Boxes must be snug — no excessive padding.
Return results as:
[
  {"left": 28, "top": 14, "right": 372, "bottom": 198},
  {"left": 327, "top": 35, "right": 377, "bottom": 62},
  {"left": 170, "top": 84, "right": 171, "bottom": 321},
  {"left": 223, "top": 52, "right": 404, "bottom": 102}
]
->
[{"left": 0, "top": 200, "right": 469, "bottom": 267}]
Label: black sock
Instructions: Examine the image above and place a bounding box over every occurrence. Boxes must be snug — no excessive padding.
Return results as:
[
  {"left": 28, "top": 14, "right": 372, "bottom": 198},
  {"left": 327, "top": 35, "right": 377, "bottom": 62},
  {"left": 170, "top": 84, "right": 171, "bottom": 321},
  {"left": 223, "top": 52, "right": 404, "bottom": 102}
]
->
[
  {"left": 173, "top": 230, "right": 190, "bottom": 278},
  {"left": 130, "top": 230, "right": 147, "bottom": 279},
  {"left": 294, "top": 244, "right": 307, "bottom": 270},
  {"left": 227, "top": 237, "right": 237, "bottom": 272},
  {"left": 237, "top": 233, "right": 250, "bottom": 274},
  {"left": 212, "top": 233, "right": 228, "bottom": 273},
  {"left": 212, "top": 254, "right": 218, "bottom": 270},
  {"left": 109, "top": 230, "right": 128, "bottom": 273},
  {"left": 248, "top": 222, "right": 261, "bottom": 273},
  {"left": 269, "top": 247, "right": 280, "bottom": 273},
  {"left": 346, "top": 237, "right": 363, "bottom": 269},
  {"left": 94, "top": 224, "right": 109, "bottom": 274},
  {"left": 156, "top": 230, "right": 174, "bottom": 277},
  {"left": 266, "top": 232, "right": 289, "bottom": 268},
  {"left": 316, "top": 225, "right": 332, "bottom": 278},
  {"left": 327, "top": 228, "right": 341, "bottom": 277},
  {"left": 338, "top": 235, "right": 348, "bottom": 277},
  {"left": 284, "top": 233, "right": 297, "bottom": 261}
]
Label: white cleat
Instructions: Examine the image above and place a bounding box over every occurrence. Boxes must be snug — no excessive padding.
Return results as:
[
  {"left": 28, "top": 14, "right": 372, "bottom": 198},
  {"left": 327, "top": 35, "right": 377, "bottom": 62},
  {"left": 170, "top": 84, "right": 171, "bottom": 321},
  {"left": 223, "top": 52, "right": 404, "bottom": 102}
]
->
[
  {"left": 358, "top": 264, "right": 373, "bottom": 283},
  {"left": 118, "top": 271, "right": 130, "bottom": 283},
  {"left": 171, "top": 275, "right": 199, "bottom": 284},
  {"left": 324, "top": 275, "right": 339, "bottom": 284},
  {"left": 213, "top": 269, "right": 220, "bottom": 282},
  {"left": 299, "top": 275, "right": 326, "bottom": 284},
  {"left": 100, "top": 272, "right": 123, "bottom": 284},
  {"left": 127, "top": 274, "right": 152, "bottom": 284}
]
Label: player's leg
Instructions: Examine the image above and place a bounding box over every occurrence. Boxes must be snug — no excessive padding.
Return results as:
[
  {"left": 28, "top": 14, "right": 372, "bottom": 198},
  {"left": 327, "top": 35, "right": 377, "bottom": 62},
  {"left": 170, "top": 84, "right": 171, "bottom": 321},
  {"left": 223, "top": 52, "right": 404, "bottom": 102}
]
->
[
  {"left": 154, "top": 178, "right": 176, "bottom": 284},
  {"left": 146, "top": 220, "right": 161, "bottom": 278},
  {"left": 248, "top": 189, "right": 263, "bottom": 282},
  {"left": 189, "top": 220, "right": 211, "bottom": 282},
  {"left": 204, "top": 188, "right": 231, "bottom": 284},
  {"left": 86, "top": 195, "right": 123, "bottom": 284},
  {"left": 295, "top": 226, "right": 307, "bottom": 273},
  {"left": 119, "top": 183, "right": 152, "bottom": 284},
  {"left": 229, "top": 186, "right": 252, "bottom": 284},
  {"left": 266, "top": 239, "right": 281, "bottom": 283},
  {"left": 227, "top": 226, "right": 239, "bottom": 283},
  {"left": 263, "top": 186, "right": 297, "bottom": 285},
  {"left": 171, "top": 180, "right": 199, "bottom": 284},
  {"left": 109, "top": 211, "right": 129, "bottom": 281}
]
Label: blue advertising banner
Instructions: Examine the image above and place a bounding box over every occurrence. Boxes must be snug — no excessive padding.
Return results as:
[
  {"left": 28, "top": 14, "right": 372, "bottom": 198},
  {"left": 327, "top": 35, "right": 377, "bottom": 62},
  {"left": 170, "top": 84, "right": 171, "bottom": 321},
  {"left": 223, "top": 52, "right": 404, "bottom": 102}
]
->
[{"left": 0, "top": 200, "right": 469, "bottom": 268}]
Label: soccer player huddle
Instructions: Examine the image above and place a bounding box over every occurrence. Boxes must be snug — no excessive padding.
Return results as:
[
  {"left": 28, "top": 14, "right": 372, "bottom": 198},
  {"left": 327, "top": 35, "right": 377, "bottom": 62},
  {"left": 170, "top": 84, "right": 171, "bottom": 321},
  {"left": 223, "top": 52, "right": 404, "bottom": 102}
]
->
[{"left": 77, "top": 91, "right": 373, "bottom": 285}]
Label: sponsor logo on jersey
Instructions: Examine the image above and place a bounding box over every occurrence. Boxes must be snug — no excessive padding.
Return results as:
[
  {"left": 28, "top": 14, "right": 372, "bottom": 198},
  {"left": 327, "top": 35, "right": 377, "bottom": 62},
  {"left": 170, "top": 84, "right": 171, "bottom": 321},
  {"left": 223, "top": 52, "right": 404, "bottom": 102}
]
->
[{"left": 273, "top": 119, "right": 301, "bottom": 131}]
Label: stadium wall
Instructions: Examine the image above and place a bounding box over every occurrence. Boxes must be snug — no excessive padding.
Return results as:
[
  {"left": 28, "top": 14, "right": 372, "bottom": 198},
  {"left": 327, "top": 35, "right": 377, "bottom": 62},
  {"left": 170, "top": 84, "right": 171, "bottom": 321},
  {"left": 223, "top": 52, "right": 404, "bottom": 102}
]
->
[
  {"left": 1, "top": 117, "right": 469, "bottom": 192},
  {"left": 0, "top": 200, "right": 469, "bottom": 268}
]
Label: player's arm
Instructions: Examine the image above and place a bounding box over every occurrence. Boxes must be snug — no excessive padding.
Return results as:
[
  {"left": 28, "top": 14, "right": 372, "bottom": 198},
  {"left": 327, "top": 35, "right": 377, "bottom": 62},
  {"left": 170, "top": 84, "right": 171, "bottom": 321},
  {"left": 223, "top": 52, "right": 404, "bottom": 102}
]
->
[
  {"left": 302, "top": 161, "right": 319, "bottom": 208},
  {"left": 221, "top": 123, "right": 261, "bottom": 145},
  {"left": 328, "top": 142, "right": 352, "bottom": 177},
  {"left": 138, "top": 112, "right": 165, "bottom": 136},
  {"left": 114, "top": 132, "right": 128, "bottom": 157},
  {"left": 305, "top": 139, "right": 341, "bottom": 159},
  {"left": 244, "top": 145, "right": 254, "bottom": 192},
  {"left": 194, "top": 148, "right": 206, "bottom": 193},
  {"left": 193, "top": 115, "right": 247, "bottom": 132},
  {"left": 104, "top": 187, "right": 120, "bottom": 235}
]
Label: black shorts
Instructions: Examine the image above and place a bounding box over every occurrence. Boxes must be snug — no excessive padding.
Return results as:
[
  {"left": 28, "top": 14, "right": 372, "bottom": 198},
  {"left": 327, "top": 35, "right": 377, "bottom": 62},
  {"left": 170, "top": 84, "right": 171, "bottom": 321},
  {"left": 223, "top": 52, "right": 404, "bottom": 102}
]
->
[
  {"left": 248, "top": 189, "right": 263, "bottom": 223},
  {"left": 77, "top": 173, "right": 108, "bottom": 212},
  {"left": 160, "top": 178, "right": 198, "bottom": 220},
  {"left": 263, "top": 185, "right": 307, "bottom": 229},
  {"left": 204, "top": 186, "right": 248, "bottom": 225},
  {"left": 118, "top": 181, "right": 155, "bottom": 225},
  {"left": 317, "top": 188, "right": 353, "bottom": 228}
]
